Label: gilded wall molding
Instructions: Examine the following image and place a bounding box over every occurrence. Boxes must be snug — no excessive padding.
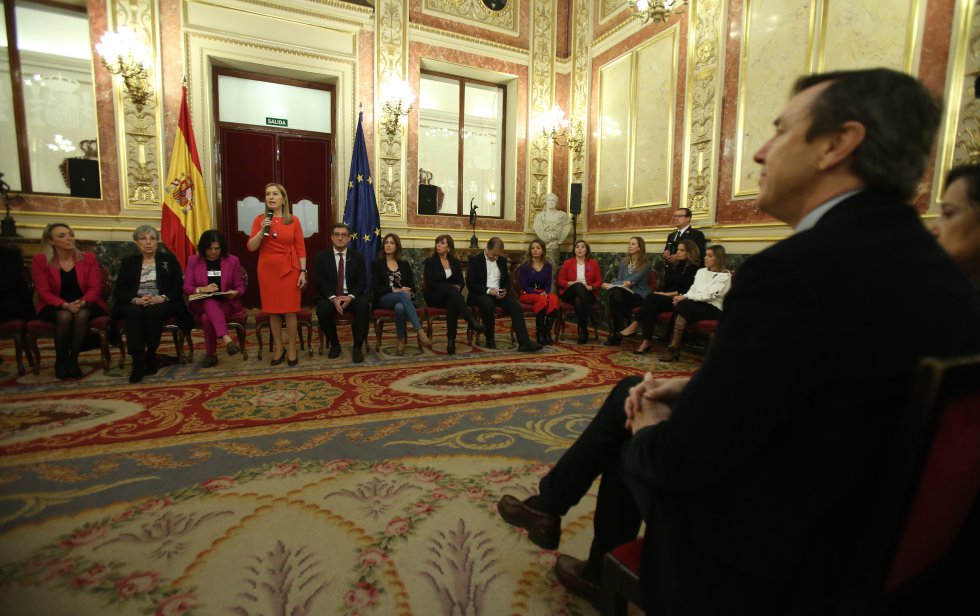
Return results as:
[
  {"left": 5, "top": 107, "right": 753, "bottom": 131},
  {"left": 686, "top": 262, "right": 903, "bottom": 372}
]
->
[
  {"left": 680, "top": 0, "right": 725, "bottom": 220},
  {"left": 377, "top": 0, "right": 408, "bottom": 219},
  {"left": 953, "top": 0, "right": 980, "bottom": 164},
  {"left": 570, "top": 0, "right": 591, "bottom": 184},
  {"left": 421, "top": 0, "right": 519, "bottom": 35},
  {"left": 527, "top": 0, "right": 555, "bottom": 230},
  {"left": 409, "top": 22, "right": 528, "bottom": 58},
  {"left": 109, "top": 0, "right": 163, "bottom": 209}
]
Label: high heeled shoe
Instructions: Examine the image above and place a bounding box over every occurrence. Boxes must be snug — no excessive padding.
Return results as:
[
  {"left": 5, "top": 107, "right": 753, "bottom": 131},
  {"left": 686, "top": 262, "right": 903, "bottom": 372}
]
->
[
  {"left": 271, "top": 350, "right": 286, "bottom": 366},
  {"left": 416, "top": 329, "right": 432, "bottom": 349},
  {"left": 446, "top": 339, "right": 457, "bottom": 355},
  {"left": 287, "top": 355, "right": 298, "bottom": 367},
  {"left": 633, "top": 341, "right": 652, "bottom": 355},
  {"left": 660, "top": 346, "right": 680, "bottom": 362}
]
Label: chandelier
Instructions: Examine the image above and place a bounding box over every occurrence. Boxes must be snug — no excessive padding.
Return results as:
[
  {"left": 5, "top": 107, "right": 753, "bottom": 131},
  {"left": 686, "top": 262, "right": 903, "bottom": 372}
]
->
[
  {"left": 380, "top": 78, "right": 414, "bottom": 137},
  {"left": 627, "top": 0, "right": 686, "bottom": 24}
]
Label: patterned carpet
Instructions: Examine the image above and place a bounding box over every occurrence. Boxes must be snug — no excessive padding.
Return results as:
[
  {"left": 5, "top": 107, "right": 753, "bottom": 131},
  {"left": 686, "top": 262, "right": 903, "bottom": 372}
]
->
[{"left": 0, "top": 330, "right": 701, "bottom": 615}]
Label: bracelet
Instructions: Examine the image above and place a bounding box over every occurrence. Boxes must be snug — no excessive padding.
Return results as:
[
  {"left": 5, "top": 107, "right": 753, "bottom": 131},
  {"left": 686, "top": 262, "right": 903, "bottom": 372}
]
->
[{"left": 300, "top": 269, "right": 307, "bottom": 273}]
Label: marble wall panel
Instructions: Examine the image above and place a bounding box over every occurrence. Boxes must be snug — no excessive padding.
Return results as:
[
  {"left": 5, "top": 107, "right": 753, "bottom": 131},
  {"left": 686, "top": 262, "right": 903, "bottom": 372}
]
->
[
  {"left": 632, "top": 28, "right": 678, "bottom": 207},
  {"left": 733, "top": 0, "right": 813, "bottom": 198},
  {"left": 552, "top": 69, "right": 571, "bottom": 205},
  {"left": 595, "top": 53, "right": 632, "bottom": 211},
  {"left": 821, "top": 0, "right": 921, "bottom": 73}
]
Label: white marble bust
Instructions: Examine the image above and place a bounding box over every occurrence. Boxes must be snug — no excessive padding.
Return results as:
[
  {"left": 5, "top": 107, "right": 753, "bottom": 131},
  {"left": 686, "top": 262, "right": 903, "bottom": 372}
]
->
[{"left": 533, "top": 192, "right": 571, "bottom": 250}]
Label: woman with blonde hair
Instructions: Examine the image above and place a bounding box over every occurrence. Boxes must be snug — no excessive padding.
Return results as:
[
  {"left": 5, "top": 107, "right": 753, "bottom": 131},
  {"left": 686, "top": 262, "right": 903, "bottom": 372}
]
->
[
  {"left": 32, "top": 222, "right": 108, "bottom": 378},
  {"left": 518, "top": 238, "right": 560, "bottom": 345},
  {"left": 619, "top": 239, "right": 701, "bottom": 354},
  {"left": 603, "top": 236, "right": 651, "bottom": 345},
  {"left": 247, "top": 182, "right": 307, "bottom": 366}
]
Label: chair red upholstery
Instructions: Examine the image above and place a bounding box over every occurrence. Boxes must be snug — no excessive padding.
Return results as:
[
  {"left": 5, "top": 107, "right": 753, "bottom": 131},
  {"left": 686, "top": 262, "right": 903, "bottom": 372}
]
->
[
  {"left": 0, "top": 319, "right": 31, "bottom": 376},
  {"left": 421, "top": 305, "right": 469, "bottom": 350},
  {"left": 183, "top": 310, "right": 249, "bottom": 362},
  {"left": 371, "top": 307, "right": 424, "bottom": 352},
  {"left": 600, "top": 538, "right": 644, "bottom": 616},
  {"left": 255, "top": 309, "right": 313, "bottom": 359},
  {"left": 26, "top": 315, "right": 112, "bottom": 375},
  {"left": 25, "top": 264, "right": 112, "bottom": 375},
  {"left": 114, "top": 317, "right": 185, "bottom": 368},
  {"left": 839, "top": 353, "right": 980, "bottom": 614},
  {"left": 599, "top": 355, "right": 980, "bottom": 616},
  {"left": 556, "top": 301, "right": 600, "bottom": 342}
]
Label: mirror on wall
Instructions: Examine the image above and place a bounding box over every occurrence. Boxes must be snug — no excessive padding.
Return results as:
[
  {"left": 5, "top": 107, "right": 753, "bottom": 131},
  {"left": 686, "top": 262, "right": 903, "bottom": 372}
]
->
[{"left": 0, "top": 0, "right": 100, "bottom": 197}]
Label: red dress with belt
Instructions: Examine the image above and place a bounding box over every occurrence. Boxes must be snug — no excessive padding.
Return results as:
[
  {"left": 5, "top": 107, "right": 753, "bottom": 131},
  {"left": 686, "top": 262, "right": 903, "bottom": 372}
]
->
[{"left": 250, "top": 214, "right": 306, "bottom": 313}]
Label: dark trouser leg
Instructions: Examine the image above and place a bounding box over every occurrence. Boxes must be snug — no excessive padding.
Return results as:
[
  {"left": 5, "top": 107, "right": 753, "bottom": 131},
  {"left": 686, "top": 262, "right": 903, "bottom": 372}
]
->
[
  {"left": 499, "top": 296, "right": 529, "bottom": 343},
  {"left": 316, "top": 299, "right": 340, "bottom": 347},
  {"left": 470, "top": 294, "right": 497, "bottom": 341},
  {"left": 140, "top": 302, "right": 179, "bottom": 353},
  {"left": 640, "top": 294, "right": 673, "bottom": 340},
  {"left": 120, "top": 304, "right": 147, "bottom": 354},
  {"left": 562, "top": 286, "right": 593, "bottom": 337},
  {"left": 347, "top": 294, "right": 371, "bottom": 345},
  {"left": 535, "top": 376, "right": 644, "bottom": 577}
]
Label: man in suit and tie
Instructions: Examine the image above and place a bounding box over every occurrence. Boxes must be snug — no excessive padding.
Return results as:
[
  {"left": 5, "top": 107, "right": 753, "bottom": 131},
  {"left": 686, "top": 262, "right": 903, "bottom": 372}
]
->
[
  {"left": 466, "top": 237, "right": 542, "bottom": 353},
  {"left": 662, "top": 207, "right": 706, "bottom": 265},
  {"left": 315, "top": 223, "right": 370, "bottom": 363},
  {"left": 497, "top": 68, "right": 980, "bottom": 613}
]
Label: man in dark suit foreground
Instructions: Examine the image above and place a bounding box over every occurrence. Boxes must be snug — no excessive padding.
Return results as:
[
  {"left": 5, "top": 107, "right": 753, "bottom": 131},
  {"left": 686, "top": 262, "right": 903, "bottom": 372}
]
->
[
  {"left": 315, "top": 223, "right": 370, "bottom": 363},
  {"left": 466, "top": 237, "right": 541, "bottom": 353},
  {"left": 498, "top": 68, "right": 980, "bottom": 614}
]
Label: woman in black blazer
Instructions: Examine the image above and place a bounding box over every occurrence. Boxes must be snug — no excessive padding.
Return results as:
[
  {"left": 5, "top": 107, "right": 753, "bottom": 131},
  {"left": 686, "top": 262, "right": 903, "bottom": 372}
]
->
[
  {"left": 113, "top": 225, "right": 191, "bottom": 383},
  {"left": 422, "top": 234, "right": 483, "bottom": 354},
  {"left": 372, "top": 233, "right": 431, "bottom": 354}
]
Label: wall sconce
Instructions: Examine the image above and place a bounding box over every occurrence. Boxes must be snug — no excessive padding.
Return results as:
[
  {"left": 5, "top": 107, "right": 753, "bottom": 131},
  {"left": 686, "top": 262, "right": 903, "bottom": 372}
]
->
[
  {"left": 627, "top": 0, "right": 686, "bottom": 24},
  {"left": 381, "top": 78, "right": 414, "bottom": 137},
  {"left": 540, "top": 104, "right": 584, "bottom": 156},
  {"left": 96, "top": 26, "right": 153, "bottom": 113}
]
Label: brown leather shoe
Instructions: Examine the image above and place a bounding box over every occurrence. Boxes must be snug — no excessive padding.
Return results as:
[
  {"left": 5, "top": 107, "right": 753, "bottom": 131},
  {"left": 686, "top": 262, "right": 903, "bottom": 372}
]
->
[
  {"left": 496, "top": 495, "right": 560, "bottom": 549},
  {"left": 553, "top": 554, "right": 600, "bottom": 606}
]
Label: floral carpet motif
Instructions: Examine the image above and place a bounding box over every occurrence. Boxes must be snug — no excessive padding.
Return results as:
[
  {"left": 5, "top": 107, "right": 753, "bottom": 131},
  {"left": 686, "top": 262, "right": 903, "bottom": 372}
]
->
[
  {"left": 390, "top": 362, "right": 589, "bottom": 395},
  {"left": 0, "top": 456, "right": 600, "bottom": 616}
]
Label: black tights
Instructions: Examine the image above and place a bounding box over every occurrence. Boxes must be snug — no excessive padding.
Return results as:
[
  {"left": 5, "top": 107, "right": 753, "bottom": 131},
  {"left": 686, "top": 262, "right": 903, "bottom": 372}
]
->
[
  {"left": 53, "top": 308, "right": 92, "bottom": 360},
  {"left": 560, "top": 285, "right": 595, "bottom": 330}
]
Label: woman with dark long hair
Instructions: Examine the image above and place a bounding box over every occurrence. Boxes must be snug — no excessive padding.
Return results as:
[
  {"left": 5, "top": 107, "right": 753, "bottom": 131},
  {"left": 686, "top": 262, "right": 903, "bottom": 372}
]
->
[
  {"left": 373, "top": 232, "right": 431, "bottom": 354},
  {"left": 518, "top": 238, "right": 560, "bottom": 344},
  {"left": 935, "top": 164, "right": 980, "bottom": 285},
  {"left": 661, "top": 244, "right": 732, "bottom": 362},
  {"left": 422, "top": 234, "right": 483, "bottom": 354}
]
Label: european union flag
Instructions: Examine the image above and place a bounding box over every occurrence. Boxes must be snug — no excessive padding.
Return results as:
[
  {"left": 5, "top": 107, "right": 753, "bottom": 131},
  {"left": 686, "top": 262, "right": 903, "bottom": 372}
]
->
[{"left": 343, "top": 111, "right": 381, "bottom": 288}]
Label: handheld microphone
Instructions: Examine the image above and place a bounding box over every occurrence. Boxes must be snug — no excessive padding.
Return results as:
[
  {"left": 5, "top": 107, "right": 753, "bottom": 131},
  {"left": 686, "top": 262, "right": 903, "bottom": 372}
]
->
[{"left": 262, "top": 210, "right": 273, "bottom": 237}]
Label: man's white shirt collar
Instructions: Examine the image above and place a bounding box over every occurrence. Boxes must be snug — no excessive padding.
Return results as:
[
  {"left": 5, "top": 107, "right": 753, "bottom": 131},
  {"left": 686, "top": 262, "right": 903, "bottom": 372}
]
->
[{"left": 795, "top": 190, "right": 861, "bottom": 233}]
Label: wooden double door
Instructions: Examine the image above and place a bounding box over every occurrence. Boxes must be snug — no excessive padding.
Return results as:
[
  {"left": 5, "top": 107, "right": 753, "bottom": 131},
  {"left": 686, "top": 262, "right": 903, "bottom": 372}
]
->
[{"left": 218, "top": 126, "right": 332, "bottom": 308}]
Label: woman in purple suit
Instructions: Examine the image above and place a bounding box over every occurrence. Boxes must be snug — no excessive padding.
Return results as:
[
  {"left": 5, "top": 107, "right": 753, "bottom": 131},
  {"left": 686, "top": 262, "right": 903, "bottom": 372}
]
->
[
  {"left": 183, "top": 230, "right": 245, "bottom": 367},
  {"left": 518, "top": 239, "right": 560, "bottom": 345}
]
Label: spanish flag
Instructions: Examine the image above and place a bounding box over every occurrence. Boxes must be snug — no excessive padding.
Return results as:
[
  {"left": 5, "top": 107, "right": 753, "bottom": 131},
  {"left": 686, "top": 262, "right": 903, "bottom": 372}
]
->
[{"left": 161, "top": 85, "right": 210, "bottom": 269}]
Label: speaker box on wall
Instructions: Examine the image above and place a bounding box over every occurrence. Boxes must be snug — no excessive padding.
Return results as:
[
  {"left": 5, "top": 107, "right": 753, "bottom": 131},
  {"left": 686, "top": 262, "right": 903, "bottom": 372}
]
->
[
  {"left": 67, "top": 159, "right": 101, "bottom": 198},
  {"left": 419, "top": 184, "right": 438, "bottom": 215},
  {"left": 569, "top": 183, "right": 582, "bottom": 215}
]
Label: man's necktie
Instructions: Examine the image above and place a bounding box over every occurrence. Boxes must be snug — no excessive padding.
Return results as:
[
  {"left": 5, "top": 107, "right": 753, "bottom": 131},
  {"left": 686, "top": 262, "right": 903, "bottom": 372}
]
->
[{"left": 336, "top": 253, "right": 345, "bottom": 295}]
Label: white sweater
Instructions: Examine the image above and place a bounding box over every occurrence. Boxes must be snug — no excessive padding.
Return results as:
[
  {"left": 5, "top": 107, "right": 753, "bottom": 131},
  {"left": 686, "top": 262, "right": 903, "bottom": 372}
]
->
[{"left": 684, "top": 268, "right": 732, "bottom": 310}]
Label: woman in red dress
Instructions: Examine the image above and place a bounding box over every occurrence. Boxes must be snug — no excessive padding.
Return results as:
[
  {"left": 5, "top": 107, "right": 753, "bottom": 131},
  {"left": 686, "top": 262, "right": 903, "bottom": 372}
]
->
[{"left": 247, "top": 183, "right": 307, "bottom": 365}]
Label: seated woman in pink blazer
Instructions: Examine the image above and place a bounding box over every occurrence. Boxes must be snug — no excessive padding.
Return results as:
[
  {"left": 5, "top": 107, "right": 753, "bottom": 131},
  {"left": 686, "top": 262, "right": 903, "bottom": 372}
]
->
[
  {"left": 32, "top": 222, "right": 108, "bottom": 378},
  {"left": 183, "top": 230, "right": 245, "bottom": 367}
]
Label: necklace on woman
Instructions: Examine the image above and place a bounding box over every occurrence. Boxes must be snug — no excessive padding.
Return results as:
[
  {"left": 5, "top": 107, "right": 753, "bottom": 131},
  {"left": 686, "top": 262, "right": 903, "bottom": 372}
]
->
[{"left": 626, "top": 260, "right": 635, "bottom": 275}]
